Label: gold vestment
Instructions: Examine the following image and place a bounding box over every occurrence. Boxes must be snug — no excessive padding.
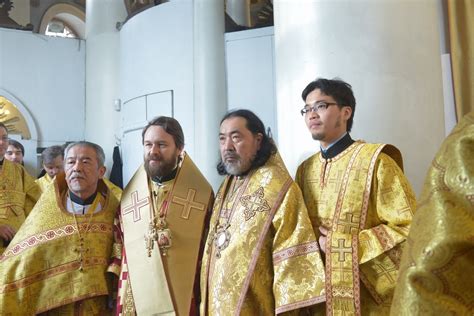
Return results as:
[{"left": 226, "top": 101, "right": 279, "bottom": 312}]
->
[
  {"left": 201, "top": 153, "right": 326, "bottom": 315},
  {"left": 117, "top": 153, "right": 213, "bottom": 316},
  {"left": 391, "top": 112, "right": 474, "bottom": 315},
  {"left": 0, "top": 174, "right": 121, "bottom": 315},
  {"left": 36, "top": 173, "right": 52, "bottom": 193},
  {"left": 296, "top": 141, "right": 416, "bottom": 315},
  {"left": 0, "top": 159, "right": 41, "bottom": 253},
  {"left": 103, "top": 178, "right": 123, "bottom": 202}
]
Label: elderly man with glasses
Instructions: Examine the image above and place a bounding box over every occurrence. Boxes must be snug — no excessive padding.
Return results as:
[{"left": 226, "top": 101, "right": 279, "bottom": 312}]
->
[{"left": 295, "top": 78, "right": 416, "bottom": 315}]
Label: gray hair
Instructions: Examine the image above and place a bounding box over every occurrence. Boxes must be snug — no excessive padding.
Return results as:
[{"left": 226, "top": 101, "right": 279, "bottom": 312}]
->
[
  {"left": 42, "top": 145, "right": 64, "bottom": 164},
  {"left": 64, "top": 141, "right": 105, "bottom": 167}
]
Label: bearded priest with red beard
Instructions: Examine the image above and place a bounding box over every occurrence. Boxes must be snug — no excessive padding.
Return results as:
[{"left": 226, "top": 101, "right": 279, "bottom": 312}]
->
[{"left": 116, "top": 117, "right": 213, "bottom": 316}]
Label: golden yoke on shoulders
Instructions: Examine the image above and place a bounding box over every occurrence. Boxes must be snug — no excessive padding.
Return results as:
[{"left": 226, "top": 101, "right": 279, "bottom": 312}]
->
[
  {"left": 0, "top": 174, "right": 120, "bottom": 315},
  {"left": 296, "top": 141, "right": 416, "bottom": 315},
  {"left": 201, "top": 153, "right": 326, "bottom": 315}
]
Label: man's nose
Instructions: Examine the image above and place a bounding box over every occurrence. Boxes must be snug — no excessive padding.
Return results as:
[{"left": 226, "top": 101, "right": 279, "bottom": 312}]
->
[
  {"left": 308, "top": 108, "right": 319, "bottom": 119},
  {"left": 72, "top": 160, "right": 83, "bottom": 170},
  {"left": 222, "top": 137, "right": 234, "bottom": 151},
  {"left": 149, "top": 144, "right": 161, "bottom": 155}
]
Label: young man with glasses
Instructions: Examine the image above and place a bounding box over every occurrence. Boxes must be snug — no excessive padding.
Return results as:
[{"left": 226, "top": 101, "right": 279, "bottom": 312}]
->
[{"left": 295, "top": 78, "right": 416, "bottom": 315}]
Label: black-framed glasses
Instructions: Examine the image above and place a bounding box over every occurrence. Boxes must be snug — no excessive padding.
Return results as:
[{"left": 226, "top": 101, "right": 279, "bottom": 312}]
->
[{"left": 300, "top": 102, "right": 338, "bottom": 116}]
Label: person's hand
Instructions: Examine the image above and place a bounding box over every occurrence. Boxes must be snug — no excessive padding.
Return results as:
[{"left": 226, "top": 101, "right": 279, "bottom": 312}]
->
[
  {"left": 318, "top": 226, "right": 328, "bottom": 253},
  {"left": 0, "top": 224, "right": 16, "bottom": 242}
]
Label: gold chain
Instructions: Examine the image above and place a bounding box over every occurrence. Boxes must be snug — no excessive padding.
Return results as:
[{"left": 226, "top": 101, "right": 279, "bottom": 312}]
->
[{"left": 67, "top": 191, "right": 99, "bottom": 271}]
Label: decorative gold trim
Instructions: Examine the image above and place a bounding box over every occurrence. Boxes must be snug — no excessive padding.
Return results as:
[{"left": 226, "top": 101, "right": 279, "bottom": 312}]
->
[
  {"left": 272, "top": 241, "right": 320, "bottom": 265},
  {"left": 0, "top": 96, "right": 31, "bottom": 139}
]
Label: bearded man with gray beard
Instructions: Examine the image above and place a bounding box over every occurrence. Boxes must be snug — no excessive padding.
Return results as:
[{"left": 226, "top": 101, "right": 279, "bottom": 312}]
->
[
  {"left": 200, "top": 109, "right": 326, "bottom": 315},
  {"left": 116, "top": 116, "right": 213, "bottom": 316}
]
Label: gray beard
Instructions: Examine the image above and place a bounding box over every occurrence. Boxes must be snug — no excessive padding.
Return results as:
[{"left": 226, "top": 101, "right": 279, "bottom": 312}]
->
[{"left": 224, "top": 161, "right": 243, "bottom": 176}]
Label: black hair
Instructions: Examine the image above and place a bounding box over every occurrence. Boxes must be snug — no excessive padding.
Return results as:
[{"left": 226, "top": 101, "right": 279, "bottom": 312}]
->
[
  {"left": 301, "top": 78, "right": 356, "bottom": 132},
  {"left": 142, "top": 116, "right": 185, "bottom": 149},
  {"left": 7, "top": 139, "right": 24, "bottom": 155},
  {"left": 217, "top": 109, "right": 276, "bottom": 175}
]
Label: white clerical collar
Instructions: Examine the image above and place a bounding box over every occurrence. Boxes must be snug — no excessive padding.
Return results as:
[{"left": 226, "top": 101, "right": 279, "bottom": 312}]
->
[{"left": 65, "top": 195, "right": 103, "bottom": 215}]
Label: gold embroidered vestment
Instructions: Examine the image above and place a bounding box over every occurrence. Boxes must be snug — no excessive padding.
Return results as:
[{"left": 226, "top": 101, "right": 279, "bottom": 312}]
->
[
  {"left": 0, "top": 175, "right": 121, "bottom": 315},
  {"left": 296, "top": 141, "right": 416, "bottom": 315},
  {"left": 0, "top": 159, "right": 41, "bottom": 253},
  {"left": 201, "top": 153, "right": 326, "bottom": 315},
  {"left": 36, "top": 173, "right": 53, "bottom": 193},
  {"left": 391, "top": 112, "right": 474, "bottom": 315}
]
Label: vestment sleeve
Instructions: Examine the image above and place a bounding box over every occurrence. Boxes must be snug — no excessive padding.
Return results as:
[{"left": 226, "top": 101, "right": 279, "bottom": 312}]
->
[
  {"left": 107, "top": 208, "right": 123, "bottom": 276},
  {"left": 23, "top": 168, "right": 41, "bottom": 216},
  {"left": 271, "top": 182, "right": 326, "bottom": 314},
  {"left": 358, "top": 153, "right": 416, "bottom": 304},
  {"left": 358, "top": 153, "right": 415, "bottom": 263}
]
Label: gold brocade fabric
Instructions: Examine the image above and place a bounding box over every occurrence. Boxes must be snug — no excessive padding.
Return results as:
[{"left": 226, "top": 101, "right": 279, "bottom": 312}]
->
[
  {"left": 447, "top": 0, "right": 474, "bottom": 118},
  {"left": 0, "top": 159, "right": 41, "bottom": 253},
  {"left": 118, "top": 153, "right": 212, "bottom": 316},
  {"left": 36, "top": 173, "right": 53, "bottom": 193},
  {"left": 391, "top": 112, "right": 474, "bottom": 315},
  {"left": 296, "top": 141, "right": 416, "bottom": 315},
  {"left": 201, "top": 153, "right": 326, "bottom": 315},
  {"left": 103, "top": 178, "right": 123, "bottom": 202},
  {"left": 0, "top": 175, "right": 120, "bottom": 315}
]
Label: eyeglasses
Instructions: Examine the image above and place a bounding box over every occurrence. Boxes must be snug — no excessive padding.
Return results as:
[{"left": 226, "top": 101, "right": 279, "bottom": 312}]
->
[{"left": 300, "top": 102, "right": 338, "bottom": 116}]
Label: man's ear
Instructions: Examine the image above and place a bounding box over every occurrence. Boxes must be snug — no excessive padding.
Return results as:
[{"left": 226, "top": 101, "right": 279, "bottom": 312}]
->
[
  {"left": 342, "top": 106, "right": 352, "bottom": 121},
  {"left": 256, "top": 133, "right": 263, "bottom": 150},
  {"left": 98, "top": 166, "right": 106, "bottom": 179}
]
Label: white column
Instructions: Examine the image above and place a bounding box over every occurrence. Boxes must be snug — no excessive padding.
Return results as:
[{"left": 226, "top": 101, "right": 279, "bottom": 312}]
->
[
  {"left": 85, "top": 0, "right": 127, "bottom": 173},
  {"left": 273, "top": 0, "right": 445, "bottom": 194},
  {"left": 193, "top": 0, "right": 227, "bottom": 190}
]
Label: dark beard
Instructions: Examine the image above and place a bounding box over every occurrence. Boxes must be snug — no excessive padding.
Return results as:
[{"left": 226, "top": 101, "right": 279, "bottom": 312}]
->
[{"left": 144, "top": 156, "right": 178, "bottom": 179}]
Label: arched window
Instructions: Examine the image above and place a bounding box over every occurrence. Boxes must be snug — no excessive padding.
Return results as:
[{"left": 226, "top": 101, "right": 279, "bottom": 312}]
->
[{"left": 39, "top": 3, "right": 85, "bottom": 39}]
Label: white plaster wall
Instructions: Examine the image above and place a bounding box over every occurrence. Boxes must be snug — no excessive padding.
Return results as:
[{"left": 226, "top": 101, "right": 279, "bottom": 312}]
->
[
  {"left": 119, "top": 3, "right": 195, "bottom": 184},
  {"left": 0, "top": 28, "right": 85, "bottom": 175},
  {"left": 274, "top": 0, "right": 445, "bottom": 195},
  {"left": 85, "top": 0, "right": 127, "bottom": 175},
  {"left": 119, "top": 1, "right": 226, "bottom": 189},
  {"left": 225, "top": 27, "right": 277, "bottom": 142}
]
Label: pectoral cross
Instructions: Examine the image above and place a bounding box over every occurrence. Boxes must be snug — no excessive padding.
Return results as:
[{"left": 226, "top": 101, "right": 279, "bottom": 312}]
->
[
  {"left": 74, "top": 237, "right": 90, "bottom": 271},
  {"left": 145, "top": 222, "right": 158, "bottom": 257}
]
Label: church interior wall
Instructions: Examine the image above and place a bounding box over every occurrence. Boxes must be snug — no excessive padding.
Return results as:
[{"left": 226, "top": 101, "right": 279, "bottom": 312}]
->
[
  {"left": 119, "top": 2, "right": 195, "bottom": 185},
  {"left": 0, "top": 28, "right": 85, "bottom": 176},
  {"left": 225, "top": 26, "right": 277, "bottom": 142},
  {"left": 0, "top": 0, "right": 453, "bottom": 196},
  {"left": 274, "top": 0, "right": 446, "bottom": 195}
]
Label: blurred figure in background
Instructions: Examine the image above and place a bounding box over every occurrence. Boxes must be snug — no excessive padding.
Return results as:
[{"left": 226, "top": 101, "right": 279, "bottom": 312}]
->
[{"left": 5, "top": 138, "right": 25, "bottom": 165}]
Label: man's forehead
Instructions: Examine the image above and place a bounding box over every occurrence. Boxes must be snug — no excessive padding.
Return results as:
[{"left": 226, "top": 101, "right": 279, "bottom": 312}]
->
[
  {"left": 305, "top": 89, "right": 334, "bottom": 102},
  {"left": 66, "top": 145, "right": 97, "bottom": 158},
  {"left": 144, "top": 125, "right": 173, "bottom": 141},
  {"left": 7, "top": 146, "right": 22, "bottom": 152},
  {"left": 220, "top": 117, "right": 248, "bottom": 134},
  {"left": 0, "top": 127, "right": 7, "bottom": 136}
]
